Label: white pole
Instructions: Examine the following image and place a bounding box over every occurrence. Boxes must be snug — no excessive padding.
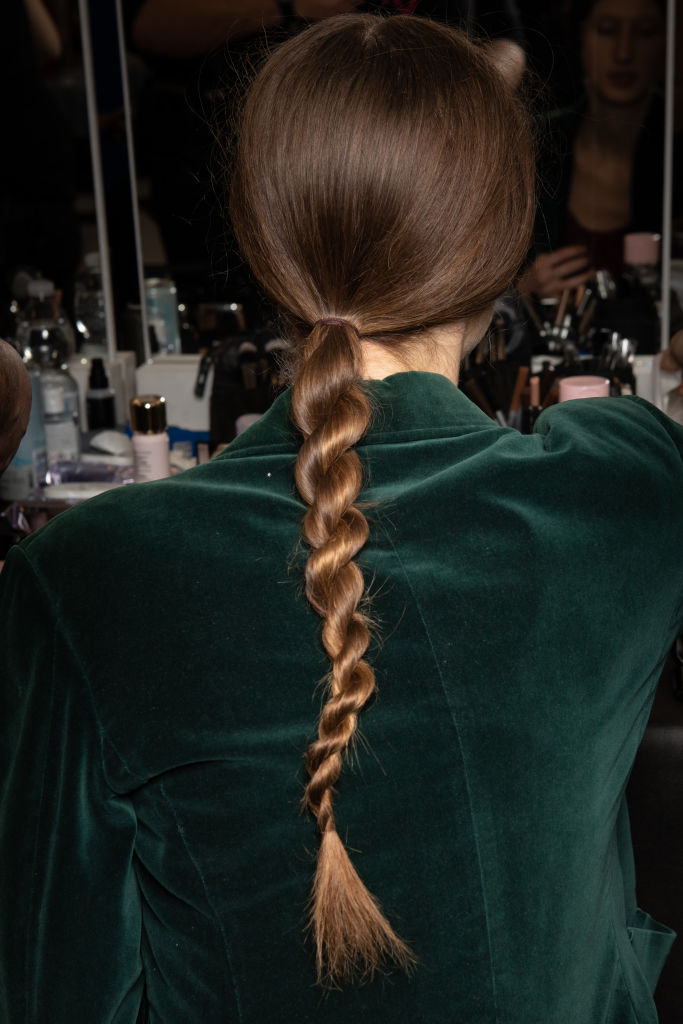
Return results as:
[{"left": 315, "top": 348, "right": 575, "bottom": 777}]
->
[
  {"left": 76, "top": 0, "right": 117, "bottom": 360},
  {"left": 660, "top": 0, "right": 676, "bottom": 350},
  {"left": 114, "top": 0, "right": 152, "bottom": 364}
]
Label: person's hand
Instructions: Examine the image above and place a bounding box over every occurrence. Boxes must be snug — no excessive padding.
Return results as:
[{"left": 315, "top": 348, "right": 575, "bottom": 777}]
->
[
  {"left": 518, "top": 245, "right": 594, "bottom": 298},
  {"left": 294, "top": 0, "right": 362, "bottom": 17}
]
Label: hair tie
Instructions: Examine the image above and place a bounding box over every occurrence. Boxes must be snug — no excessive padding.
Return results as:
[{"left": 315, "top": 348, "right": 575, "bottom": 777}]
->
[{"left": 314, "top": 317, "right": 361, "bottom": 336}]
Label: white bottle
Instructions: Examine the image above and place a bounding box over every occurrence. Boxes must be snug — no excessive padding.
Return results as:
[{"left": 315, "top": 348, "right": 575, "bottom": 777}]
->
[{"left": 130, "top": 394, "right": 171, "bottom": 482}]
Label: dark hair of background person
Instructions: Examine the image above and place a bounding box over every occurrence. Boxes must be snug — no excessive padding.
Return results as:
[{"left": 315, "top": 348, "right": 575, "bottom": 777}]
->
[
  {"left": 228, "top": 12, "right": 536, "bottom": 986},
  {"left": 566, "top": 0, "right": 665, "bottom": 26}
]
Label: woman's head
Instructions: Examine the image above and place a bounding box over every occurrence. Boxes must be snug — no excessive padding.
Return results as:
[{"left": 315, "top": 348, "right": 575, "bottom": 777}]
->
[
  {"left": 230, "top": 13, "right": 535, "bottom": 356},
  {"left": 572, "top": 0, "right": 665, "bottom": 107}
]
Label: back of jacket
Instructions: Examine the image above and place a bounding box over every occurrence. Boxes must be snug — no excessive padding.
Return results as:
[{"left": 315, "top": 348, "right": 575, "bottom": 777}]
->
[{"left": 2, "top": 371, "right": 683, "bottom": 1023}]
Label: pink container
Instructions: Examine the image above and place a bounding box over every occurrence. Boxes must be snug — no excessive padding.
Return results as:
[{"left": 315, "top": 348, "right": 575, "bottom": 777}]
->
[
  {"left": 558, "top": 376, "right": 610, "bottom": 402},
  {"left": 623, "top": 232, "right": 661, "bottom": 267}
]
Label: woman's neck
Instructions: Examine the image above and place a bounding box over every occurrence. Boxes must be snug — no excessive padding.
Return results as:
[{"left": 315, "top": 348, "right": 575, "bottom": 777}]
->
[
  {"left": 360, "top": 312, "right": 493, "bottom": 385},
  {"left": 580, "top": 90, "right": 653, "bottom": 155}
]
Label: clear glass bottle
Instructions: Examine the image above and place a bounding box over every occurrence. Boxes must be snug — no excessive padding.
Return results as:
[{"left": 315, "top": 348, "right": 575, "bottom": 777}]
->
[
  {"left": 145, "top": 278, "right": 182, "bottom": 355},
  {"left": 74, "top": 252, "right": 107, "bottom": 356},
  {"left": 15, "top": 278, "right": 75, "bottom": 360},
  {"left": 29, "top": 326, "right": 81, "bottom": 471}
]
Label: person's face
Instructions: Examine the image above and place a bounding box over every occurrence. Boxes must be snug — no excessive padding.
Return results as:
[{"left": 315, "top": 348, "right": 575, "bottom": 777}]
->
[{"left": 580, "top": 0, "right": 665, "bottom": 107}]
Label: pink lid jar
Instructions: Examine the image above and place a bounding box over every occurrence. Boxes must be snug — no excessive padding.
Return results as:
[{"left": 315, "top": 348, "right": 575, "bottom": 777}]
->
[
  {"left": 623, "top": 232, "right": 661, "bottom": 267},
  {"left": 558, "top": 375, "right": 610, "bottom": 402}
]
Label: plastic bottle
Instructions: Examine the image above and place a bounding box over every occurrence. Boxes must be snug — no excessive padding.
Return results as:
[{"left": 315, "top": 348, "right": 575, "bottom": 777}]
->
[
  {"left": 130, "top": 395, "right": 171, "bottom": 482},
  {"left": 74, "top": 253, "right": 107, "bottom": 355},
  {"left": 15, "top": 278, "right": 75, "bottom": 360},
  {"left": 41, "top": 362, "right": 81, "bottom": 469},
  {"left": 86, "top": 358, "right": 116, "bottom": 430},
  {"left": 145, "top": 278, "right": 182, "bottom": 355}
]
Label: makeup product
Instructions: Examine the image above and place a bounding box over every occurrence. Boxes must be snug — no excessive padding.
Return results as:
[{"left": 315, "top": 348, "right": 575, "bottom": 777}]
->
[
  {"left": 623, "top": 232, "right": 661, "bottom": 300},
  {"left": 554, "top": 290, "right": 570, "bottom": 328},
  {"left": 523, "top": 376, "right": 543, "bottom": 433},
  {"left": 507, "top": 365, "right": 529, "bottom": 430},
  {"left": 558, "top": 376, "right": 610, "bottom": 402},
  {"left": 130, "top": 394, "right": 171, "bottom": 482},
  {"left": 42, "top": 373, "right": 81, "bottom": 467},
  {"left": 145, "top": 278, "right": 182, "bottom": 355},
  {"left": 541, "top": 380, "right": 560, "bottom": 410},
  {"left": 86, "top": 358, "right": 116, "bottom": 430},
  {"left": 520, "top": 293, "right": 546, "bottom": 335},
  {"left": 461, "top": 378, "right": 496, "bottom": 420}
]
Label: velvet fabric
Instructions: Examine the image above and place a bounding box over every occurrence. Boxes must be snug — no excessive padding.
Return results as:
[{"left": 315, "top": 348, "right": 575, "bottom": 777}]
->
[{"left": 2, "top": 371, "right": 683, "bottom": 1023}]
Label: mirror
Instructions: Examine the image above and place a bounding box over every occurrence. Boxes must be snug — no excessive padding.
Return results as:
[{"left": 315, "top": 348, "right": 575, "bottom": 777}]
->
[
  {"left": 115, "top": 0, "right": 679, "bottom": 341},
  {"left": 43, "top": 1, "right": 676, "bottom": 369},
  {"left": 1, "top": 1, "right": 90, "bottom": 336}
]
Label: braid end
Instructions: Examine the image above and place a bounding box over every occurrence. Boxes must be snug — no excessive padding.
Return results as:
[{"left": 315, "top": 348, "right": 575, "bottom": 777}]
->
[{"left": 310, "top": 827, "right": 417, "bottom": 987}]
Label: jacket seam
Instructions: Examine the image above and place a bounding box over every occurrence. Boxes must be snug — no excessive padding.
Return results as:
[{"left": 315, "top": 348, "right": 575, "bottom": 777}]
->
[
  {"left": 158, "top": 781, "right": 243, "bottom": 1023},
  {"left": 377, "top": 519, "right": 500, "bottom": 1022},
  {"left": 22, "top": 614, "right": 58, "bottom": 1022},
  {"left": 607, "top": 917, "right": 642, "bottom": 1024}
]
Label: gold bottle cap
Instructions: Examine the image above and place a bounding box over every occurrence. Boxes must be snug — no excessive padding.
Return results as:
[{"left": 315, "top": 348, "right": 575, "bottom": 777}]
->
[{"left": 130, "top": 394, "right": 167, "bottom": 434}]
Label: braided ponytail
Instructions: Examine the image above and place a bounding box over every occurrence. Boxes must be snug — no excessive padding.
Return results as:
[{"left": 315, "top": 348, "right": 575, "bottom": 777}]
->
[{"left": 291, "top": 320, "right": 415, "bottom": 984}]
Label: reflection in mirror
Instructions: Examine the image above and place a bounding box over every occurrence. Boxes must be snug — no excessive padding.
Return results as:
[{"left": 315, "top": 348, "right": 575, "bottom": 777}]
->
[
  {"left": 668, "top": 0, "right": 683, "bottom": 348},
  {"left": 521, "top": 0, "right": 669, "bottom": 317},
  {"left": 118, "top": 2, "right": 679, "bottom": 339},
  {"left": 121, "top": 1, "right": 275, "bottom": 342},
  {"left": 0, "top": 1, "right": 83, "bottom": 336}
]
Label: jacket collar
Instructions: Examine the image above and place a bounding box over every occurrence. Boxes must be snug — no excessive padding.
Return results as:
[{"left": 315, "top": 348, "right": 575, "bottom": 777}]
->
[{"left": 223, "top": 371, "right": 497, "bottom": 458}]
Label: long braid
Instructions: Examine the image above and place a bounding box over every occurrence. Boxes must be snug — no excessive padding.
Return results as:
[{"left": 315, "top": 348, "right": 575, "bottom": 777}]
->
[{"left": 290, "top": 320, "right": 415, "bottom": 985}]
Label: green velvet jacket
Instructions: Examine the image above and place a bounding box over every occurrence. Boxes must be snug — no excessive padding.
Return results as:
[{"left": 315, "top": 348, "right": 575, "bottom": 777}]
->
[{"left": 2, "top": 372, "right": 683, "bottom": 1023}]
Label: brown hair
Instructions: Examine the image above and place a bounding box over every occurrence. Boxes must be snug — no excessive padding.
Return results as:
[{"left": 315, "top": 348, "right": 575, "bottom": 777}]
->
[
  {"left": 229, "top": 13, "right": 535, "bottom": 986},
  {"left": 0, "top": 339, "right": 32, "bottom": 474}
]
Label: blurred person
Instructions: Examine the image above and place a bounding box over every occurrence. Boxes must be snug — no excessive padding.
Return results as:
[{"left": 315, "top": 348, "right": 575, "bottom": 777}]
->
[
  {"left": 2, "top": 15, "right": 683, "bottom": 1023},
  {"left": 24, "top": 0, "right": 62, "bottom": 63},
  {"left": 520, "top": 0, "right": 670, "bottom": 297},
  {"left": 129, "top": 0, "right": 526, "bottom": 84}
]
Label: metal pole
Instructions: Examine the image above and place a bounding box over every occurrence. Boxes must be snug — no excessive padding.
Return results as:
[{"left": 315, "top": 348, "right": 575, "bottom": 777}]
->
[
  {"left": 77, "top": 0, "right": 117, "bottom": 360},
  {"left": 660, "top": 0, "right": 676, "bottom": 350},
  {"left": 114, "top": 0, "right": 151, "bottom": 364}
]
